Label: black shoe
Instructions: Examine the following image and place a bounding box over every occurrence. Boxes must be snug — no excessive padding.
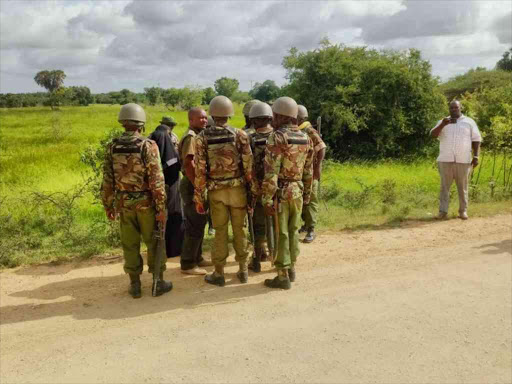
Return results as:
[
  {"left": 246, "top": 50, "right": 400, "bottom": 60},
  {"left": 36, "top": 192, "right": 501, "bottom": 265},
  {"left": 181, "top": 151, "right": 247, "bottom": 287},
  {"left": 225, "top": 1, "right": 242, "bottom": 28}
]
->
[
  {"left": 304, "top": 228, "right": 315, "bottom": 243},
  {"left": 264, "top": 276, "right": 291, "bottom": 290},
  {"left": 248, "top": 258, "right": 261, "bottom": 273},
  {"left": 288, "top": 268, "right": 296, "bottom": 283},
  {"left": 205, "top": 272, "right": 226, "bottom": 287},
  {"left": 152, "top": 279, "right": 173, "bottom": 297},
  {"left": 299, "top": 225, "right": 307, "bottom": 234},
  {"left": 237, "top": 270, "right": 248, "bottom": 284},
  {"left": 129, "top": 274, "right": 142, "bottom": 299}
]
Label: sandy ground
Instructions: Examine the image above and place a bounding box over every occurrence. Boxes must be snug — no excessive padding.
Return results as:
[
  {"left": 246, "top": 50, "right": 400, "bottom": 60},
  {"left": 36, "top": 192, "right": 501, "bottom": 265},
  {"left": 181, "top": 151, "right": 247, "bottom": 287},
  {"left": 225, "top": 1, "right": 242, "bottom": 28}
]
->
[{"left": 0, "top": 214, "right": 511, "bottom": 384}]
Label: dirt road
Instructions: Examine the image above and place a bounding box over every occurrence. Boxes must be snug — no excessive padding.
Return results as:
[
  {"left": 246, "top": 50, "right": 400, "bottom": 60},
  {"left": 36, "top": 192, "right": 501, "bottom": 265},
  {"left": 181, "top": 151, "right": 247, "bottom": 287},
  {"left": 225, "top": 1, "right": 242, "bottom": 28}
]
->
[{"left": 1, "top": 215, "right": 511, "bottom": 383}]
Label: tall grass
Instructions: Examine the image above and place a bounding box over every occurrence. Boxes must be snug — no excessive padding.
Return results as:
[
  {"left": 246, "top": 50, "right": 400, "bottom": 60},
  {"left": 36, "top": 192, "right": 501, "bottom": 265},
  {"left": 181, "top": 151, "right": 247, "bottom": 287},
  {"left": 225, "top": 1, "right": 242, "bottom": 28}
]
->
[{"left": 0, "top": 104, "right": 510, "bottom": 267}]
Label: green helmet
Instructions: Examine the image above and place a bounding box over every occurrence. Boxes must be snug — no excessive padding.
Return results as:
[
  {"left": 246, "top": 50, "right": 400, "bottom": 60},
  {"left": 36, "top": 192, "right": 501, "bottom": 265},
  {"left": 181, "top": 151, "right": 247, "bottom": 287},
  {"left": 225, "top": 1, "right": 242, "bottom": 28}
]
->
[
  {"left": 209, "top": 96, "right": 234, "bottom": 117},
  {"left": 242, "top": 99, "right": 261, "bottom": 116},
  {"left": 207, "top": 116, "right": 215, "bottom": 127},
  {"left": 160, "top": 116, "right": 176, "bottom": 126},
  {"left": 249, "top": 102, "right": 272, "bottom": 119},
  {"left": 118, "top": 103, "right": 146, "bottom": 123},
  {"left": 272, "top": 97, "right": 298, "bottom": 119},
  {"left": 297, "top": 105, "right": 308, "bottom": 119}
]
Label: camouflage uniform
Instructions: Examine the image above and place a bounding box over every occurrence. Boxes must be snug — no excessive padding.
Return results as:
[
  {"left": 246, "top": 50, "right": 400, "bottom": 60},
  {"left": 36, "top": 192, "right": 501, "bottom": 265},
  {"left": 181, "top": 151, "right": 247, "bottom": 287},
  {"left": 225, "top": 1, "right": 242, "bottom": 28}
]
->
[
  {"left": 299, "top": 121, "right": 327, "bottom": 230},
  {"left": 101, "top": 131, "right": 167, "bottom": 275},
  {"left": 194, "top": 122, "right": 257, "bottom": 270},
  {"left": 178, "top": 128, "right": 208, "bottom": 271},
  {"left": 249, "top": 126, "right": 273, "bottom": 255},
  {"left": 261, "top": 123, "right": 314, "bottom": 271}
]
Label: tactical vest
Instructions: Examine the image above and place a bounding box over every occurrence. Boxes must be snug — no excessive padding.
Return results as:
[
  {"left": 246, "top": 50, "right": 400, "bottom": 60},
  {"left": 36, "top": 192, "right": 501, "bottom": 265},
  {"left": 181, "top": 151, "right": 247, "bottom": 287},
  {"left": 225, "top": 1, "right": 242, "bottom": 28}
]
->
[
  {"left": 250, "top": 129, "right": 272, "bottom": 182},
  {"left": 275, "top": 127, "right": 309, "bottom": 182},
  {"left": 204, "top": 126, "right": 242, "bottom": 181},
  {"left": 111, "top": 136, "right": 150, "bottom": 193}
]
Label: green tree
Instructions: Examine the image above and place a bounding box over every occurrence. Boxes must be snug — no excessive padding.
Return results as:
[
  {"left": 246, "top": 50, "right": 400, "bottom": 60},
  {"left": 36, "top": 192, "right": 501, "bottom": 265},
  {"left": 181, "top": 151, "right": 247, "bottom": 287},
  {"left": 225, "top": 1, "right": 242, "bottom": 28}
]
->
[
  {"left": 214, "top": 77, "right": 239, "bottom": 98},
  {"left": 496, "top": 47, "right": 512, "bottom": 72},
  {"left": 282, "top": 42, "right": 446, "bottom": 160},
  {"left": 34, "top": 70, "right": 67, "bottom": 109},
  {"left": 119, "top": 89, "right": 135, "bottom": 105},
  {"left": 249, "top": 80, "right": 281, "bottom": 102},
  {"left": 440, "top": 68, "right": 512, "bottom": 100},
  {"left": 202, "top": 87, "right": 216, "bottom": 105},
  {"left": 144, "top": 87, "right": 163, "bottom": 105},
  {"left": 69, "top": 86, "right": 93, "bottom": 106}
]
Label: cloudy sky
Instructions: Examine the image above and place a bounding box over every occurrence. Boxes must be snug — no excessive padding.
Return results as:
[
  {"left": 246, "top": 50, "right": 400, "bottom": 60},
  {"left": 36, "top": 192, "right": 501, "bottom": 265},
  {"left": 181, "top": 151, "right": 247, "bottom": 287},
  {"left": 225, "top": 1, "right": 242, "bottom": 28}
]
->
[{"left": 1, "top": 0, "right": 510, "bottom": 94}]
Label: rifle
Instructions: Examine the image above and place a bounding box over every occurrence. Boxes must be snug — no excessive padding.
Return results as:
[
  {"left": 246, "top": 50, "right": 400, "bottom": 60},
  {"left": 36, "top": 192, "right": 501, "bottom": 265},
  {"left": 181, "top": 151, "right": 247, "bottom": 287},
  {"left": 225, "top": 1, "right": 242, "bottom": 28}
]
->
[
  {"left": 265, "top": 214, "right": 274, "bottom": 266},
  {"left": 152, "top": 221, "right": 166, "bottom": 297},
  {"left": 315, "top": 116, "right": 328, "bottom": 210},
  {"left": 270, "top": 197, "right": 279, "bottom": 266},
  {"left": 247, "top": 206, "right": 257, "bottom": 261}
]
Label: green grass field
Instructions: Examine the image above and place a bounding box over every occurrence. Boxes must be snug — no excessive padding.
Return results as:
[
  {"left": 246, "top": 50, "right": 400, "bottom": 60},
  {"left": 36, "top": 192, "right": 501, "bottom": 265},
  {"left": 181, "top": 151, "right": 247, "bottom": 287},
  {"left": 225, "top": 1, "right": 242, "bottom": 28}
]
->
[{"left": 1, "top": 104, "right": 511, "bottom": 267}]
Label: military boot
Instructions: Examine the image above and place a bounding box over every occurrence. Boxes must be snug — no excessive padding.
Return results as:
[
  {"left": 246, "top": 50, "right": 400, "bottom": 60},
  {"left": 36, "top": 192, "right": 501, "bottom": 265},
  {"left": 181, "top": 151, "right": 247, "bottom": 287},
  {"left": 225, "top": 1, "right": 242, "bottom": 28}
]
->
[
  {"left": 237, "top": 262, "right": 248, "bottom": 284},
  {"left": 153, "top": 272, "right": 173, "bottom": 297},
  {"left": 205, "top": 265, "right": 225, "bottom": 287},
  {"left": 264, "top": 269, "right": 291, "bottom": 290},
  {"left": 248, "top": 247, "right": 263, "bottom": 273},
  {"left": 128, "top": 274, "right": 142, "bottom": 299},
  {"left": 304, "top": 227, "right": 316, "bottom": 243},
  {"left": 299, "top": 224, "right": 307, "bottom": 234},
  {"left": 288, "top": 266, "right": 296, "bottom": 283}
]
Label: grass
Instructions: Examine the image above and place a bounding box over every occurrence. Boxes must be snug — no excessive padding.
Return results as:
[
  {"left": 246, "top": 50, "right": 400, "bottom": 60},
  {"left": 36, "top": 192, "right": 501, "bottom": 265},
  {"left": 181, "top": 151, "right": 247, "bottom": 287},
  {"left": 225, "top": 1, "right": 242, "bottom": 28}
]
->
[{"left": 1, "top": 104, "right": 511, "bottom": 267}]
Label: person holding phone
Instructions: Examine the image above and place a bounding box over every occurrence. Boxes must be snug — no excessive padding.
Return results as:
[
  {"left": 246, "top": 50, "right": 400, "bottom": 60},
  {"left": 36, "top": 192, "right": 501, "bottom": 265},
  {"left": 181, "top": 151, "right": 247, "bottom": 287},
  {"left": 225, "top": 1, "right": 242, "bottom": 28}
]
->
[{"left": 430, "top": 100, "right": 482, "bottom": 220}]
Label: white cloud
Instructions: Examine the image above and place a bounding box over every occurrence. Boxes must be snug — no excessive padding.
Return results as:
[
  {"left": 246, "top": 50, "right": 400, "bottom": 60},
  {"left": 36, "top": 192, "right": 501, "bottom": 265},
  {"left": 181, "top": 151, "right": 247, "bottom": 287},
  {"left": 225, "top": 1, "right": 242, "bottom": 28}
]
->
[{"left": 0, "top": 0, "right": 510, "bottom": 93}]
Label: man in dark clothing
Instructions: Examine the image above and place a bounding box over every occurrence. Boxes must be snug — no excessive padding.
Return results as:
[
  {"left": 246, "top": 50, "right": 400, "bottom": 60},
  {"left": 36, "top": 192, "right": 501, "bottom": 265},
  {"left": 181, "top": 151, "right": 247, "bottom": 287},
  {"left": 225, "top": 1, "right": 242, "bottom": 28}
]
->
[
  {"left": 148, "top": 116, "right": 184, "bottom": 258},
  {"left": 178, "top": 107, "right": 212, "bottom": 275}
]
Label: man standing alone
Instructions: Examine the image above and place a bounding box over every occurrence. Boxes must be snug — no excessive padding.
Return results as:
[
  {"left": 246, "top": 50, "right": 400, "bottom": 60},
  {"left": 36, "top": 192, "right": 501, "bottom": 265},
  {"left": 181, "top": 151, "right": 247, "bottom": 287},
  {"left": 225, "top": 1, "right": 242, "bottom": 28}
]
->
[{"left": 430, "top": 100, "right": 482, "bottom": 220}]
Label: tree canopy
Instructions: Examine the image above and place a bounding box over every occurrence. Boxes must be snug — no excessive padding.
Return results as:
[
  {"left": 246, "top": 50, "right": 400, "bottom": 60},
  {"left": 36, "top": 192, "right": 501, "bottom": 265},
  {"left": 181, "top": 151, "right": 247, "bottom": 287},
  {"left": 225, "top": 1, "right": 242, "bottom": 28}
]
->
[
  {"left": 439, "top": 68, "right": 512, "bottom": 101},
  {"left": 282, "top": 41, "right": 446, "bottom": 160},
  {"left": 496, "top": 47, "right": 512, "bottom": 72},
  {"left": 249, "top": 80, "right": 281, "bottom": 102},
  {"left": 214, "top": 77, "right": 239, "bottom": 98}
]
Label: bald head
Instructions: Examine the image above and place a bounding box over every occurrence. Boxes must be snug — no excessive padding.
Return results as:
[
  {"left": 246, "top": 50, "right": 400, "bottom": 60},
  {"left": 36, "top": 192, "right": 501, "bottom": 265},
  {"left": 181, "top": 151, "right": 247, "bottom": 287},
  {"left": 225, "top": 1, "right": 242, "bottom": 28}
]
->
[
  {"left": 188, "top": 107, "right": 207, "bottom": 131},
  {"left": 449, "top": 100, "right": 462, "bottom": 119}
]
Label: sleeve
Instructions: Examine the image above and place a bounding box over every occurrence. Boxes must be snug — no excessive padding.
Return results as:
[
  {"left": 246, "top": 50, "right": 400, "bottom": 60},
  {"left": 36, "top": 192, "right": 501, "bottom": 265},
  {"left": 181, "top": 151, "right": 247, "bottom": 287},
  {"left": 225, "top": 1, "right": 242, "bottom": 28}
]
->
[
  {"left": 193, "top": 133, "right": 207, "bottom": 205},
  {"left": 302, "top": 137, "right": 314, "bottom": 205},
  {"left": 309, "top": 128, "right": 327, "bottom": 153},
  {"left": 237, "top": 131, "right": 258, "bottom": 197},
  {"left": 430, "top": 120, "right": 443, "bottom": 138},
  {"left": 100, "top": 143, "right": 115, "bottom": 211},
  {"left": 181, "top": 135, "right": 195, "bottom": 159},
  {"left": 470, "top": 119, "right": 482, "bottom": 142},
  {"left": 261, "top": 132, "right": 283, "bottom": 207},
  {"left": 144, "top": 140, "right": 167, "bottom": 213}
]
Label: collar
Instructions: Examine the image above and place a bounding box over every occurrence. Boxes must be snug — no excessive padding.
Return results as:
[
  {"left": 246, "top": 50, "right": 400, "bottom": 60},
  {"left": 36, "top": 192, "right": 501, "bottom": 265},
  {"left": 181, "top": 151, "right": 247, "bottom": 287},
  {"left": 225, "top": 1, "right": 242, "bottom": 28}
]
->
[
  {"left": 123, "top": 130, "right": 141, "bottom": 137},
  {"left": 299, "top": 121, "right": 312, "bottom": 130}
]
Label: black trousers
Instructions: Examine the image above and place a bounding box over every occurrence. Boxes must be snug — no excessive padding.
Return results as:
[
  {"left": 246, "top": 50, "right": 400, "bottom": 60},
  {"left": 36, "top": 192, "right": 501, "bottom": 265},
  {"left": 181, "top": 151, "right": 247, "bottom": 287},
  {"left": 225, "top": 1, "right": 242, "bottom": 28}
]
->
[{"left": 179, "top": 177, "right": 207, "bottom": 270}]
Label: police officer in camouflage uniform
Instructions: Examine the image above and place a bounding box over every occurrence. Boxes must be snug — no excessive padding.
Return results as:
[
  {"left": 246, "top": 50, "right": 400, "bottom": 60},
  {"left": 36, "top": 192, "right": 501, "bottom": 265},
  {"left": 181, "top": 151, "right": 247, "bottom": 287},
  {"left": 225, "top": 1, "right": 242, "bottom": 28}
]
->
[
  {"left": 247, "top": 102, "right": 274, "bottom": 273},
  {"left": 241, "top": 99, "right": 261, "bottom": 134},
  {"left": 101, "top": 103, "right": 173, "bottom": 298},
  {"left": 194, "top": 96, "right": 258, "bottom": 286},
  {"left": 262, "top": 97, "right": 314, "bottom": 290},
  {"left": 297, "top": 105, "right": 327, "bottom": 243}
]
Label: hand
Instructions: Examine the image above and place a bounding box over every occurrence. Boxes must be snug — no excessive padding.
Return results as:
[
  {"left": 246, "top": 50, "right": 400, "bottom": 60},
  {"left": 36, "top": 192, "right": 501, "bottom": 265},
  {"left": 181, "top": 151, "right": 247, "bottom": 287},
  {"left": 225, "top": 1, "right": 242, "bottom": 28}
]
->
[
  {"left": 106, "top": 209, "right": 116, "bottom": 221},
  {"left": 264, "top": 204, "right": 275, "bottom": 216},
  {"left": 441, "top": 117, "right": 451, "bottom": 126},
  {"left": 471, "top": 157, "right": 479, "bottom": 168},
  {"left": 195, "top": 202, "right": 206, "bottom": 215},
  {"left": 155, "top": 210, "right": 167, "bottom": 223}
]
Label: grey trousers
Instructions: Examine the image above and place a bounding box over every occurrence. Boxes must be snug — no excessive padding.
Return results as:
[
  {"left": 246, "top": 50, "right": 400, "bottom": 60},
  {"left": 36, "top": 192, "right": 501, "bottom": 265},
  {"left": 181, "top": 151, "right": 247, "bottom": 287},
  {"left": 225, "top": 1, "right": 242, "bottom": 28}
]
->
[{"left": 437, "top": 162, "right": 472, "bottom": 214}]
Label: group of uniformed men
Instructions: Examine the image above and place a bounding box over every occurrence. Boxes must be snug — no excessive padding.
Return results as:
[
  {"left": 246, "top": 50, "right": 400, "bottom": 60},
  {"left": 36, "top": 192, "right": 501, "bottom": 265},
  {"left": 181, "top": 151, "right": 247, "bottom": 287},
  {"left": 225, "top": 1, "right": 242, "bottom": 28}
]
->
[{"left": 101, "top": 95, "right": 326, "bottom": 298}]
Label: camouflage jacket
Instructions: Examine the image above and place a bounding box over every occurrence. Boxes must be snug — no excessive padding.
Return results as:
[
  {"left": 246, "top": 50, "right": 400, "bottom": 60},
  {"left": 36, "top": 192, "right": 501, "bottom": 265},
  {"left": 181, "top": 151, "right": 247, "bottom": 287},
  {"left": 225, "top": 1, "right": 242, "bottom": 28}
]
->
[
  {"left": 194, "top": 123, "right": 257, "bottom": 205},
  {"left": 243, "top": 124, "right": 256, "bottom": 137},
  {"left": 101, "top": 131, "right": 166, "bottom": 214},
  {"left": 249, "top": 125, "right": 273, "bottom": 190},
  {"left": 299, "top": 121, "right": 327, "bottom": 168},
  {"left": 261, "top": 123, "right": 314, "bottom": 206}
]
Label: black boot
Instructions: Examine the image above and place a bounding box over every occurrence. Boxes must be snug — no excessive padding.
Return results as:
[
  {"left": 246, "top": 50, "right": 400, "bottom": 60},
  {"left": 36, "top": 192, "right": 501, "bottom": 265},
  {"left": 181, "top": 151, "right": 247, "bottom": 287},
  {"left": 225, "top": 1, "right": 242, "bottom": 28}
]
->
[
  {"left": 248, "top": 247, "right": 262, "bottom": 273},
  {"left": 264, "top": 270, "right": 291, "bottom": 290},
  {"left": 304, "top": 227, "right": 316, "bottom": 243},
  {"left": 237, "top": 263, "right": 248, "bottom": 283},
  {"left": 299, "top": 225, "right": 307, "bottom": 234},
  {"left": 288, "top": 266, "right": 296, "bottom": 283},
  {"left": 152, "top": 272, "right": 173, "bottom": 297},
  {"left": 129, "top": 274, "right": 142, "bottom": 299},
  {"left": 205, "top": 265, "right": 225, "bottom": 287}
]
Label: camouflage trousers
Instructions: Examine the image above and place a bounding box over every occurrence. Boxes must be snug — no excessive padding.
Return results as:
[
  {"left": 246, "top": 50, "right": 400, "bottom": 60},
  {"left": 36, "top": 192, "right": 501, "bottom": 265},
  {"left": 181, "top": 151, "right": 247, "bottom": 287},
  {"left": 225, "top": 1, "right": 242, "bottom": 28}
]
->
[
  {"left": 275, "top": 196, "right": 303, "bottom": 270},
  {"left": 208, "top": 186, "right": 249, "bottom": 267},
  {"left": 302, "top": 179, "right": 319, "bottom": 229},
  {"left": 119, "top": 207, "right": 166, "bottom": 275}
]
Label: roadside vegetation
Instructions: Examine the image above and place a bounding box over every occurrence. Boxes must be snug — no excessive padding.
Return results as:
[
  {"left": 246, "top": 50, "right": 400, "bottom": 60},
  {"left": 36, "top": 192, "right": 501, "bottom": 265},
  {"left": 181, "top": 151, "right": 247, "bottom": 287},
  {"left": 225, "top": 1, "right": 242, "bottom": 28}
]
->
[{"left": 1, "top": 44, "right": 511, "bottom": 268}]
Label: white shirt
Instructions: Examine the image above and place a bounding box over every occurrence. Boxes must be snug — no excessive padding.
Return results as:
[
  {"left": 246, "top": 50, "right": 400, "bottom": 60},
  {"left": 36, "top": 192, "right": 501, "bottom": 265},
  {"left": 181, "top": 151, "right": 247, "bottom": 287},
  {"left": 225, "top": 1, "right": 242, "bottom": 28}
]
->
[{"left": 431, "top": 115, "right": 482, "bottom": 164}]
